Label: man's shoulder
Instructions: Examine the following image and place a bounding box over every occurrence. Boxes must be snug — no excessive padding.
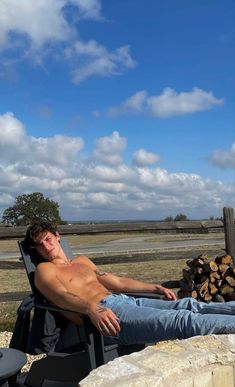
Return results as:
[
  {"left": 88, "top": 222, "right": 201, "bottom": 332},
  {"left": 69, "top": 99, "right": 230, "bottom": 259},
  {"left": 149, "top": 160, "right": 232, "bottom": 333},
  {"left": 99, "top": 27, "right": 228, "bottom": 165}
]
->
[
  {"left": 36, "top": 261, "right": 55, "bottom": 273},
  {"left": 35, "top": 262, "right": 57, "bottom": 286}
]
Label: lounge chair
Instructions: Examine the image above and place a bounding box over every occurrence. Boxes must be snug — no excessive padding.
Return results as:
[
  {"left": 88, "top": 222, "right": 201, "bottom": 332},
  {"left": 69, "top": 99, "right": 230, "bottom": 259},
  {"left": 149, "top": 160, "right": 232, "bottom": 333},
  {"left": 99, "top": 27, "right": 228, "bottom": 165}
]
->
[{"left": 10, "top": 238, "right": 161, "bottom": 386}]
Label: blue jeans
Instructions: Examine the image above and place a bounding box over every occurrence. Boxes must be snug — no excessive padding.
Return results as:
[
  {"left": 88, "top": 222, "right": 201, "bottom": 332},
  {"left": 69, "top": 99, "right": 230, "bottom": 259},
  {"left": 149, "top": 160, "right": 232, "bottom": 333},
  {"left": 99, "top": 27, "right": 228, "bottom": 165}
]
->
[{"left": 100, "top": 294, "right": 235, "bottom": 345}]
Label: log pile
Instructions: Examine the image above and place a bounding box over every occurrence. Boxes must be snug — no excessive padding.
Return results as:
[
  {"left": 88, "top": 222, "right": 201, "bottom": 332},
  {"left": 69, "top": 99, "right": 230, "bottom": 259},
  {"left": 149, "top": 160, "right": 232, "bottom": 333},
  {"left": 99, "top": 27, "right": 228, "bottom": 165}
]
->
[{"left": 178, "top": 254, "right": 235, "bottom": 302}]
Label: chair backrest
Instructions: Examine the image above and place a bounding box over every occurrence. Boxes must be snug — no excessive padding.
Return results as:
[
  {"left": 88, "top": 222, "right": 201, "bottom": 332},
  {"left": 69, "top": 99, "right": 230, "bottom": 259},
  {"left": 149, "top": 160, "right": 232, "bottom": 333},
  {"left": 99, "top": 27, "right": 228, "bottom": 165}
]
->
[
  {"left": 17, "top": 238, "right": 86, "bottom": 357},
  {"left": 18, "top": 238, "right": 74, "bottom": 294}
]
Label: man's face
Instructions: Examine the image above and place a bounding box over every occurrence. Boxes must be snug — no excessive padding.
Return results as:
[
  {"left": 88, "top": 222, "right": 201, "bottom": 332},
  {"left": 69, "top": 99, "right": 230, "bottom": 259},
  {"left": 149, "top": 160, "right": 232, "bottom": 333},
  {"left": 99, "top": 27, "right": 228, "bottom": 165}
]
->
[{"left": 34, "top": 231, "right": 61, "bottom": 261}]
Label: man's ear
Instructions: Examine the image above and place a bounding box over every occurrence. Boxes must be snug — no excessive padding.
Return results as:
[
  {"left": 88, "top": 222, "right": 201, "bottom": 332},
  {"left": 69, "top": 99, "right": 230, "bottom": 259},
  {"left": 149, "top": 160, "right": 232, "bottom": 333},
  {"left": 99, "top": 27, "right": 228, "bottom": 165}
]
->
[{"left": 56, "top": 231, "right": 60, "bottom": 241}]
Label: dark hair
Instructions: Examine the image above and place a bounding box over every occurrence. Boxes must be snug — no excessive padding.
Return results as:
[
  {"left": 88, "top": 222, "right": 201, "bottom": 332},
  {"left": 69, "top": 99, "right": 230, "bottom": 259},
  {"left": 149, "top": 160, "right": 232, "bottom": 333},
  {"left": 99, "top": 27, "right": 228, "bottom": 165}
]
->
[{"left": 24, "top": 220, "right": 58, "bottom": 250}]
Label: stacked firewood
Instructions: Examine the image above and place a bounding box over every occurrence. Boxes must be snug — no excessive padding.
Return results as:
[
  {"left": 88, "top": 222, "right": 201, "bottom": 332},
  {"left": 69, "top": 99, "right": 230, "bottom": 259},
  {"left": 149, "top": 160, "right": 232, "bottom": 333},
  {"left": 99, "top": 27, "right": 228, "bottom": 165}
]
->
[{"left": 178, "top": 254, "right": 235, "bottom": 302}]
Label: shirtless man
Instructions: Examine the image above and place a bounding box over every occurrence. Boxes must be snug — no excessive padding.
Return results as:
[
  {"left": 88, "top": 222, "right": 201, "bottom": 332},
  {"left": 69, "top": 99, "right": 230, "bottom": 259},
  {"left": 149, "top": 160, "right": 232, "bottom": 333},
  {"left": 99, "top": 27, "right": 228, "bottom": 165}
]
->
[{"left": 25, "top": 221, "right": 235, "bottom": 346}]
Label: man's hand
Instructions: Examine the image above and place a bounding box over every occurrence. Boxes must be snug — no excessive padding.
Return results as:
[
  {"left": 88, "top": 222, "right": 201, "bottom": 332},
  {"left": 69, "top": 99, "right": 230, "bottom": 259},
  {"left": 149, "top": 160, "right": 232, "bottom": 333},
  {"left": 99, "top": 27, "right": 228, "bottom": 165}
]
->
[
  {"left": 87, "top": 303, "right": 121, "bottom": 336},
  {"left": 154, "top": 285, "right": 177, "bottom": 300}
]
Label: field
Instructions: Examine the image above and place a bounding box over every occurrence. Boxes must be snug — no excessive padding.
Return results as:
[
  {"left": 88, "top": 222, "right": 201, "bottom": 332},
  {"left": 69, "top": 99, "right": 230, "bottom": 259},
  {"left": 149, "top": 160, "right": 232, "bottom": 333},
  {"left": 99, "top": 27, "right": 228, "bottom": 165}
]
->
[{"left": 0, "top": 232, "right": 225, "bottom": 331}]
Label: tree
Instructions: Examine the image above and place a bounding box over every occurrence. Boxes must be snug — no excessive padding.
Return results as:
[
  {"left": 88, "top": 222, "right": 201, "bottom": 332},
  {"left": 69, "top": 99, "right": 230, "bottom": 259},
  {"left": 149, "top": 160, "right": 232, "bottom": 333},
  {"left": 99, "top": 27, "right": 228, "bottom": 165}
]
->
[
  {"left": 2, "top": 192, "right": 63, "bottom": 226},
  {"left": 174, "top": 213, "right": 188, "bottom": 221},
  {"left": 164, "top": 216, "right": 174, "bottom": 222}
]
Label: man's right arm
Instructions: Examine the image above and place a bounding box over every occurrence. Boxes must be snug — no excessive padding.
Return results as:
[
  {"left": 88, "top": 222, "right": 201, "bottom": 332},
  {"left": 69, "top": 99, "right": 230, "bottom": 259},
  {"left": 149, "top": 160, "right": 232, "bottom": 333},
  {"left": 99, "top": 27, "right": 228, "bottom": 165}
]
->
[{"left": 35, "top": 263, "right": 120, "bottom": 336}]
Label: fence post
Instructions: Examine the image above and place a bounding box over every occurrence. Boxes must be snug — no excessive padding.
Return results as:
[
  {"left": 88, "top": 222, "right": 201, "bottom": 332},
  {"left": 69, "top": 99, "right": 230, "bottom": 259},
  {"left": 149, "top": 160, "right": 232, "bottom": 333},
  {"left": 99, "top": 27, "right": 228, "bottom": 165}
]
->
[{"left": 223, "top": 207, "right": 235, "bottom": 260}]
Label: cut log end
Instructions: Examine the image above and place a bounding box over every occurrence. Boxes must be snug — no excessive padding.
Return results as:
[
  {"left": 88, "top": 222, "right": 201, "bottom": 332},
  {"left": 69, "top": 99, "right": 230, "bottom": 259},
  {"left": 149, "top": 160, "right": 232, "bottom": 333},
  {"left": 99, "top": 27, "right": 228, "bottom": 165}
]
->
[{"left": 178, "top": 253, "right": 235, "bottom": 302}]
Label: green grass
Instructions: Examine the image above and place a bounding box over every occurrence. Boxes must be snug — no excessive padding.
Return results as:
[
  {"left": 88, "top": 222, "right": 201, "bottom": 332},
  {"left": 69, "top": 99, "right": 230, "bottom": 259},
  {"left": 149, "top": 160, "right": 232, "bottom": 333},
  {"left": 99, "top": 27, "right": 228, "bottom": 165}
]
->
[
  {"left": 99, "top": 259, "right": 188, "bottom": 284},
  {"left": 0, "top": 301, "right": 21, "bottom": 331},
  {"left": 0, "top": 268, "right": 30, "bottom": 292}
]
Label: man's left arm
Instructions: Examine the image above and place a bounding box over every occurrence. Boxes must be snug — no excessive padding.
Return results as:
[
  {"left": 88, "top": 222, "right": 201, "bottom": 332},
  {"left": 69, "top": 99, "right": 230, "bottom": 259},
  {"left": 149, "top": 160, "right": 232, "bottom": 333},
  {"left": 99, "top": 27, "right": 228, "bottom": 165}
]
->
[{"left": 95, "top": 269, "right": 177, "bottom": 300}]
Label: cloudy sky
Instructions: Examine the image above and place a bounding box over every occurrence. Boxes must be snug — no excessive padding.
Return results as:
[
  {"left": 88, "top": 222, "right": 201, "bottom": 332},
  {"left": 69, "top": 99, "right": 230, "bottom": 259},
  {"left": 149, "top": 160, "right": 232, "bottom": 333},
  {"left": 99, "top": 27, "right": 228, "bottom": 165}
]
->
[{"left": 0, "top": 0, "right": 234, "bottom": 221}]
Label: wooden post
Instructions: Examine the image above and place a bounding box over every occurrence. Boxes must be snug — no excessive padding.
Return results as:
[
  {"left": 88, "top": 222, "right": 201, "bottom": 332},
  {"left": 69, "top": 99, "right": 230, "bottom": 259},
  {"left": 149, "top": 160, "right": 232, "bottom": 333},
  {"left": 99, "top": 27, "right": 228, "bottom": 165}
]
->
[{"left": 223, "top": 207, "right": 235, "bottom": 261}]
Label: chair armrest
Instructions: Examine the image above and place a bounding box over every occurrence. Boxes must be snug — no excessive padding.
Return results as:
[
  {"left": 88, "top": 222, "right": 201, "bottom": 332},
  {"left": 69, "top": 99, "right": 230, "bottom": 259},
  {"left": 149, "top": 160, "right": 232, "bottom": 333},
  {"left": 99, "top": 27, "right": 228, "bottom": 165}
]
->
[
  {"left": 161, "top": 280, "right": 180, "bottom": 288},
  {"left": 35, "top": 300, "right": 89, "bottom": 321}
]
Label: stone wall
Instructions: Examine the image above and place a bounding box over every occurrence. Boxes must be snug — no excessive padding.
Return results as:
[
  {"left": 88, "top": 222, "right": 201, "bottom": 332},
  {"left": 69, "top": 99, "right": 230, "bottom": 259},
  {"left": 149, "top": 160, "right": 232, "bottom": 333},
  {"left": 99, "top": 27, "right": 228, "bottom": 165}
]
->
[{"left": 80, "top": 334, "right": 235, "bottom": 387}]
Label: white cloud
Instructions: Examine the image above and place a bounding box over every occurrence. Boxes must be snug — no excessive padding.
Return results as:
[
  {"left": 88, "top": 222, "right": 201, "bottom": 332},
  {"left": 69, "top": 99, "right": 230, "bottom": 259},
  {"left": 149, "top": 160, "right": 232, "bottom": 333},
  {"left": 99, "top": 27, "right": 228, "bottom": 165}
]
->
[
  {"left": 65, "top": 39, "right": 106, "bottom": 58},
  {"left": 124, "top": 90, "right": 148, "bottom": 112},
  {"left": 108, "top": 87, "right": 224, "bottom": 118},
  {"left": 93, "top": 131, "right": 127, "bottom": 165},
  {"left": 133, "top": 149, "right": 160, "bottom": 166},
  {"left": 89, "top": 165, "right": 135, "bottom": 183},
  {"left": 0, "top": 112, "right": 25, "bottom": 146},
  {"left": 0, "top": 0, "right": 72, "bottom": 49},
  {"left": 70, "top": 0, "right": 102, "bottom": 20},
  {"left": 0, "top": 0, "right": 136, "bottom": 83},
  {"left": 108, "top": 91, "right": 147, "bottom": 116},
  {"left": 0, "top": 112, "right": 84, "bottom": 168},
  {"left": 209, "top": 142, "right": 235, "bottom": 169},
  {"left": 148, "top": 87, "right": 224, "bottom": 117},
  {"left": 70, "top": 42, "right": 136, "bottom": 84},
  {"left": 0, "top": 0, "right": 102, "bottom": 49},
  {"left": 30, "top": 135, "right": 84, "bottom": 166},
  {"left": 0, "top": 112, "right": 234, "bottom": 220}
]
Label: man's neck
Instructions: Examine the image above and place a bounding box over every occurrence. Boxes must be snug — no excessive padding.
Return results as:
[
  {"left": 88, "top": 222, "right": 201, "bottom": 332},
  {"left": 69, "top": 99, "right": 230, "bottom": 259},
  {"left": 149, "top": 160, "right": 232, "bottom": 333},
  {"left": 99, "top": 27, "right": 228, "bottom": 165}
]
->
[{"left": 51, "top": 257, "right": 72, "bottom": 266}]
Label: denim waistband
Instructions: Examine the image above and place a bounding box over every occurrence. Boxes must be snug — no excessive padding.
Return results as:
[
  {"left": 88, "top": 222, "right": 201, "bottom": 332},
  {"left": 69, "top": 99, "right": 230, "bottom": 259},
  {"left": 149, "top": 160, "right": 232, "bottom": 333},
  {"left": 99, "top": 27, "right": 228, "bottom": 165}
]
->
[
  {"left": 100, "top": 293, "right": 116, "bottom": 304},
  {"left": 99, "top": 293, "right": 131, "bottom": 306}
]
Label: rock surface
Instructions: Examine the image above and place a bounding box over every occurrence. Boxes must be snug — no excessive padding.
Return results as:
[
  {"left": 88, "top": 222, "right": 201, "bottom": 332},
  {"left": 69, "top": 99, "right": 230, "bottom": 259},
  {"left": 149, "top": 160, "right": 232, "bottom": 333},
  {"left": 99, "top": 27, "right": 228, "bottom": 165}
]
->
[
  {"left": 1, "top": 332, "right": 235, "bottom": 386},
  {"left": 80, "top": 335, "right": 235, "bottom": 387}
]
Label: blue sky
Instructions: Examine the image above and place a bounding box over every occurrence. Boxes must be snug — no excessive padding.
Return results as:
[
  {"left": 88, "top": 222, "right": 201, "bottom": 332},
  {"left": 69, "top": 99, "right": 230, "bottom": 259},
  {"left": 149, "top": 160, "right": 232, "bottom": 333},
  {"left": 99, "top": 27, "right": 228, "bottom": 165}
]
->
[{"left": 0, "top": 0, "right": 234, "bottom": 221}]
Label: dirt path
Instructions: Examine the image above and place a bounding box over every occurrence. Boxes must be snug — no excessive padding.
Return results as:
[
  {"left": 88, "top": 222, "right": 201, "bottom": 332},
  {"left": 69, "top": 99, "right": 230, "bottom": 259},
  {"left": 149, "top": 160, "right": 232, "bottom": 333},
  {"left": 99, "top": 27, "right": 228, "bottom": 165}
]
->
[{"left": 0, "top": 232, "right": 225, "bottom": 259}]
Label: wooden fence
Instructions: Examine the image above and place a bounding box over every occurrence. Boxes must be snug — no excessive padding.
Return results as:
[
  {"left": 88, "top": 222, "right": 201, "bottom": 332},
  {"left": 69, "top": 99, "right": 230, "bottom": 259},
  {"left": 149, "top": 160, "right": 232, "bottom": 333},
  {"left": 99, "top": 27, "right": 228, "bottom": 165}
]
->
[
  {"left": 0, "top": 220, "right": 224, "bottom": 239},
  {"left": 0, "top": 208, "right": 234, "bottom": 260},
  {"left": 223, "top": 207, "right": 235, "bottom": 258}
]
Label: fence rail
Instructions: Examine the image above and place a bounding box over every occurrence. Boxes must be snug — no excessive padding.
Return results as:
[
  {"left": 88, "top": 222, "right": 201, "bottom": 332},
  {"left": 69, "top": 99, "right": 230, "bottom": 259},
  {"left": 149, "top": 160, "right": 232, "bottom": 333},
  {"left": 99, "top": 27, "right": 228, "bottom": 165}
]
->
[{"left": 0, "top": 220, "right": 224, "bottom": 239}]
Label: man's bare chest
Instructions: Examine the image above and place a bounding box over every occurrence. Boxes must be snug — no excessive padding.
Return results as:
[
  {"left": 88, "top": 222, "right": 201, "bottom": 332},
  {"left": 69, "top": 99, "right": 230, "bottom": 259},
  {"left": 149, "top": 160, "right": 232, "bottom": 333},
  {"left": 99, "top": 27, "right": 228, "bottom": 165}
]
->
[{"left": 55, "top": 263, "right": 96, "bottom": 288}]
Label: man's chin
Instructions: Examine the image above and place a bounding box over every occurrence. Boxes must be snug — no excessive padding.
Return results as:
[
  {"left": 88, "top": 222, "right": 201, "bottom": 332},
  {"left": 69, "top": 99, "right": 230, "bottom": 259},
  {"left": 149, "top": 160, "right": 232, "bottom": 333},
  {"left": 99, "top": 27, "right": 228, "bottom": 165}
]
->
[{"left": 45, "top": 251, "right": 56, "bottom": 260}]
